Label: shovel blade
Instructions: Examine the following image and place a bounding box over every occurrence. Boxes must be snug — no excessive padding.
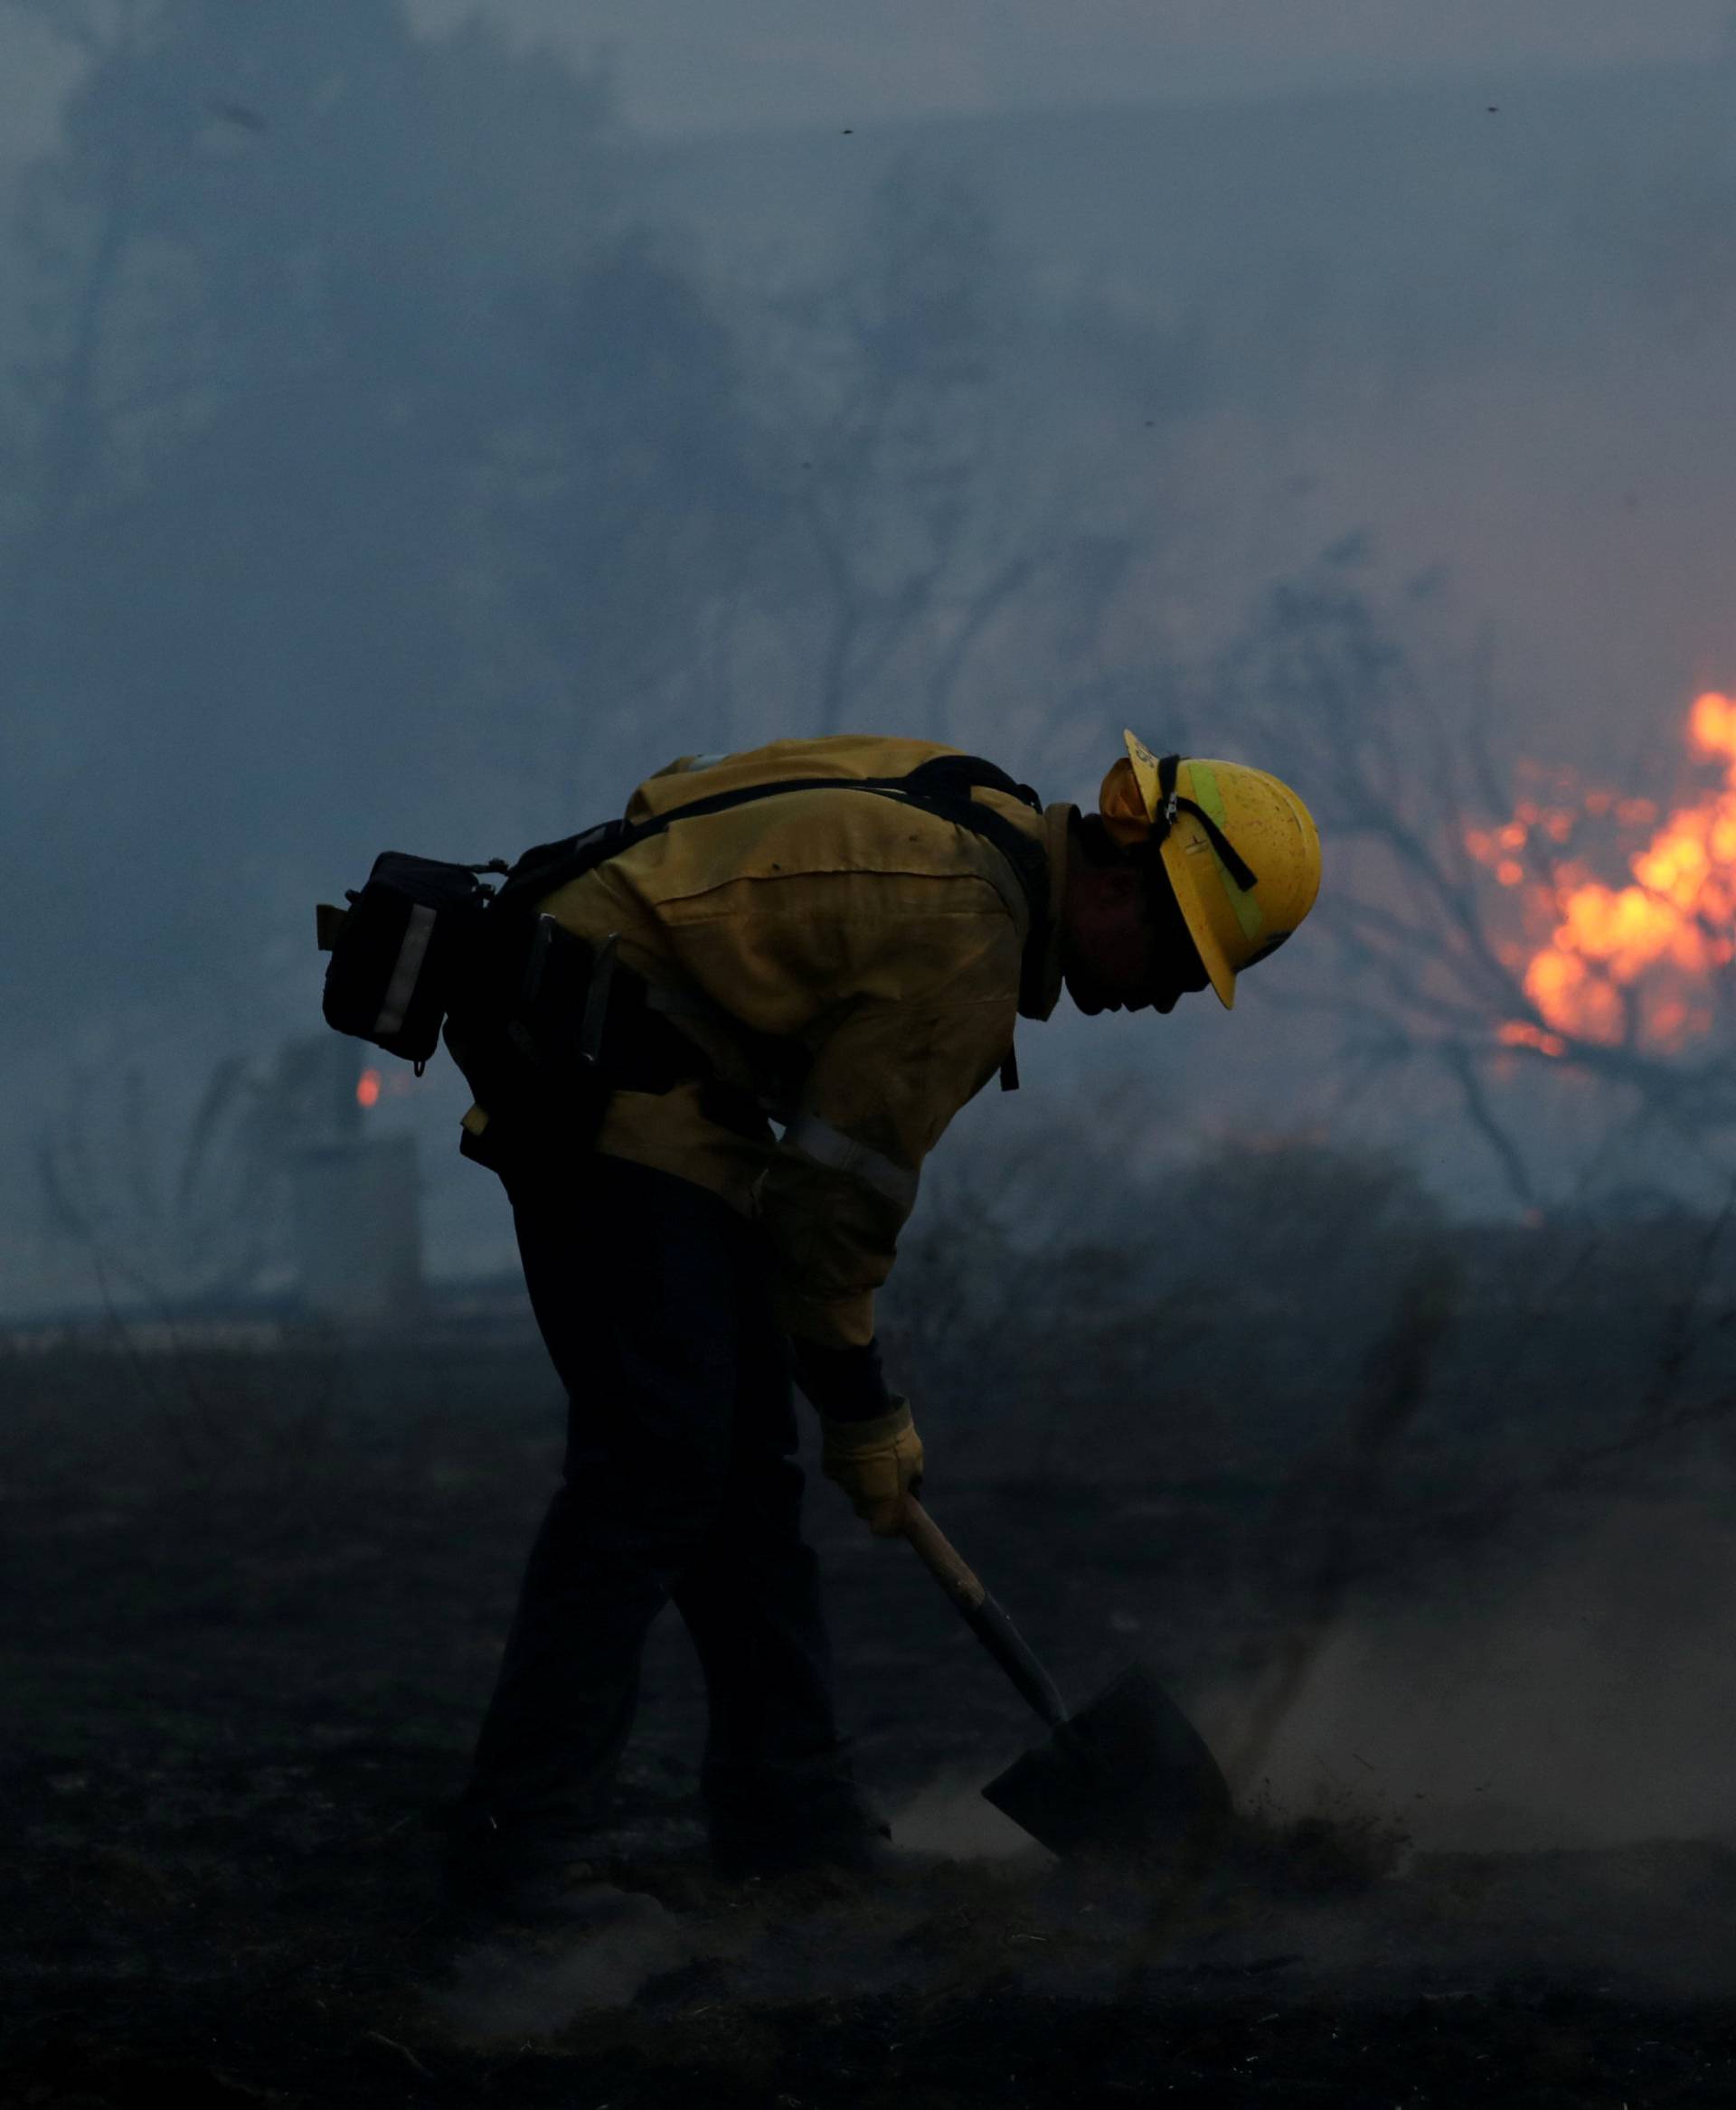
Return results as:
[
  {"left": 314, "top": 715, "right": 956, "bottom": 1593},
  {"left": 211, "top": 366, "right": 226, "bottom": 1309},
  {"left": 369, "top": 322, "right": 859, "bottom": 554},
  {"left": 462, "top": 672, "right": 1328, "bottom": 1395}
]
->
[{"left": 982, "top": 1663, "right": 1232, "bottom": 1863}]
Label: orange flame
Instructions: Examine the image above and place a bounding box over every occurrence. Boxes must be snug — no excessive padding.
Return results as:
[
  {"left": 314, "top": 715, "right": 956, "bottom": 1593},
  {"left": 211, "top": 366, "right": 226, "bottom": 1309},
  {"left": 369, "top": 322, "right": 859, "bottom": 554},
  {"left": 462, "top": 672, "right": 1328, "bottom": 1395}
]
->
[
  {"left": 1472, "top": 692, "right": 1736, "bottom": 1052},
  {"left": 356, "top": 1068, "right": 382, "bottom": 1109},
  {"left": 1496, "top": 1020, "right": 1567, "bottom": 1060}
]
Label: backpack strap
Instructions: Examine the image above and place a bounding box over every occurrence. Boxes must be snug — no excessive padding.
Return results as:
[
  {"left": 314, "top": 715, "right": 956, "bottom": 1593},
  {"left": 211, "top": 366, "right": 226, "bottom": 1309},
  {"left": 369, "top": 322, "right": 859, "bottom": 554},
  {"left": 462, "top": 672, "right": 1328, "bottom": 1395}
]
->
[
  {"left": 886, "top": 756, "right": 1051, "bottom": 1013},
  {"left": 494, "top": 755, "right": 1052, "bottom": 1012}
]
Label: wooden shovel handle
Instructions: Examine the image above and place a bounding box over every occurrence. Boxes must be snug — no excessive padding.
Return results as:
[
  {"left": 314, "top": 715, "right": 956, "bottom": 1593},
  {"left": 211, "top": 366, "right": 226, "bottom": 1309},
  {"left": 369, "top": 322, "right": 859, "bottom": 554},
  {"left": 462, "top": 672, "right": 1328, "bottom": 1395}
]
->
[
  {"left": 901, "top": 1494, "right": 987, "bottom": 1609},
  {"left": 901, "top": 1496, "right": 1068, "bottom": 1731}
]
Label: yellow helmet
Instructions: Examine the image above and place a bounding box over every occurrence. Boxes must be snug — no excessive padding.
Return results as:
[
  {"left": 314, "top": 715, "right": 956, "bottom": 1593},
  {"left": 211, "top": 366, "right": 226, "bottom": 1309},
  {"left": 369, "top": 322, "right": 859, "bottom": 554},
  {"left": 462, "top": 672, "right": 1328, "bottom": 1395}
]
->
[{"left": 1099, "top": 730, "right": 1320, "bottom": 1009}]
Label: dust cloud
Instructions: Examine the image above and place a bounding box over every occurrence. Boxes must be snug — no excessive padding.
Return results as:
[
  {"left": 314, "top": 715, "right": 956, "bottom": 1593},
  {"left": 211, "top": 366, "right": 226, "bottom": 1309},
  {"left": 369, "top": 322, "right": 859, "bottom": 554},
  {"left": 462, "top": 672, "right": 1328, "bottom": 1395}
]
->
[
  {"left": 436, "top": 1896, "right": 690, "bottom": 2038},
  {"left": 889, "top": 1778, "right": 1039, "bottom": 1860},
  {"left": 429, "top": 1488, "right": 1736, "bottom": 2046},
  {"left": 1218, "top": 1492, "right": 1736, "bottom": 1853}
]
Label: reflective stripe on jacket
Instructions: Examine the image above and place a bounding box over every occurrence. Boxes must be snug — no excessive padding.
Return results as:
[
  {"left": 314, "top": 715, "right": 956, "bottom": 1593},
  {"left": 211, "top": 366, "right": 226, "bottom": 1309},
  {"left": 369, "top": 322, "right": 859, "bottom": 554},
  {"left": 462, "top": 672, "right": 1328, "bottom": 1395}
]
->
[{"left": 505, "top": 735, "right": 1071, "bottom": 1351}]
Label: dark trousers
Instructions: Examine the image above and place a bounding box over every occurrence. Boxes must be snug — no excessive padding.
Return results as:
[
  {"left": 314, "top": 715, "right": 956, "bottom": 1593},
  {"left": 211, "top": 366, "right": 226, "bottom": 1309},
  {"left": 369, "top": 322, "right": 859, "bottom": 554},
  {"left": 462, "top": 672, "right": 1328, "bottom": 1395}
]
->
[{"left": 462, "top": 1154, "right": 853, "bottom": 1838}]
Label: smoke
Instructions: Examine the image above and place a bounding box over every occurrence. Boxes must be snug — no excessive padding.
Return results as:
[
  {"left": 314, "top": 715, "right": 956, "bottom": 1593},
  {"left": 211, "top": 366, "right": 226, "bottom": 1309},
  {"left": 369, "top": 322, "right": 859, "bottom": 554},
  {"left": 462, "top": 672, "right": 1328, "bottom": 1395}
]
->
[
  {"left": 436, "top": 1895, "right": 693, "bottom": 2039},
  {"left": 1212, "top": 1491, "right": 1736, "bottom": 1853},
  {"left": 424, "top": 1487, "right": 1736, "bottom": 2049},
  {"left": 889, "top": 1777, "right": 1040, "bottom": 1860}
]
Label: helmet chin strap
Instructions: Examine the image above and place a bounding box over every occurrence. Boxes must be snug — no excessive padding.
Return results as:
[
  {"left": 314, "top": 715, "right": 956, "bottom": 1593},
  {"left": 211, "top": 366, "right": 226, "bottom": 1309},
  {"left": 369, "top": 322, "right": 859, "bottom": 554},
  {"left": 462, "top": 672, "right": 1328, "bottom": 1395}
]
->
[{"left": 1152, "top": 753, "right": 1260, "bottom": 893}]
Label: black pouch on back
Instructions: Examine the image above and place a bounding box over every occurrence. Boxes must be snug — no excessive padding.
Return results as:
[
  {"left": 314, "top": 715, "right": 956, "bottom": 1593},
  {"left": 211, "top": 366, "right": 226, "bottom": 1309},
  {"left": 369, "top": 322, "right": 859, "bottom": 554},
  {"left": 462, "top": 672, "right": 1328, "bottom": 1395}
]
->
[
  {"left": 444, "top": 917, "right": 611, "bottom": 1179},
  {"left": 320, "top": 852, "right": 498, "bottom": 1065}
]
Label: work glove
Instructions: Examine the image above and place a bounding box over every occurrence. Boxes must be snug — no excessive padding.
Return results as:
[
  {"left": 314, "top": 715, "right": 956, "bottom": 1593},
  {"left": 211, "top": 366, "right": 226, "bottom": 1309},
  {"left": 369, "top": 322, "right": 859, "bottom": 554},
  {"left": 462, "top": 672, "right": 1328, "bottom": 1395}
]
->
[{"left": 819, "top": 1398, "right": 924, "bottom": 1538}]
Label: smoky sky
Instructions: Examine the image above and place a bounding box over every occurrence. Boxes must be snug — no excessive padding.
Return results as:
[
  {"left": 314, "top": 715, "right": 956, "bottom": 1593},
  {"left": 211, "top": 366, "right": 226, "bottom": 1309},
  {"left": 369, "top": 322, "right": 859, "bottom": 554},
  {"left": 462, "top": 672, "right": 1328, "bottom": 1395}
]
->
[
  {"left": 7, "top": 0, "right": 1736, "bottom": 1317},
  {"left": 401, "top": 1, "right": 1736, "bottom": 132},
  {"left": 4, "top": 3, "right": 1734, "bottom": 151}
]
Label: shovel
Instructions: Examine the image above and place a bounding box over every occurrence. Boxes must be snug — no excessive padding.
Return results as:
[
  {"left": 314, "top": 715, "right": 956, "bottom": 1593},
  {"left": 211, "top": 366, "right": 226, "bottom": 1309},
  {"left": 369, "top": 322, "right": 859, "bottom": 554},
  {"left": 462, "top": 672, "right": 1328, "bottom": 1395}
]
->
[{"left": 901, "top": 1495, "right": 1233, "bottom": 1862}]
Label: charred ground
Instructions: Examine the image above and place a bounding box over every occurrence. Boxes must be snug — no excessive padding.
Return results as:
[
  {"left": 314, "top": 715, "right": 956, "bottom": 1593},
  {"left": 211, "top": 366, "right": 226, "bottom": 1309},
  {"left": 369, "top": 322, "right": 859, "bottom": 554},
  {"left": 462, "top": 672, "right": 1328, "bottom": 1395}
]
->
[{"left": 6, "top": 1204, "right": 1736, "bottom": 2106}]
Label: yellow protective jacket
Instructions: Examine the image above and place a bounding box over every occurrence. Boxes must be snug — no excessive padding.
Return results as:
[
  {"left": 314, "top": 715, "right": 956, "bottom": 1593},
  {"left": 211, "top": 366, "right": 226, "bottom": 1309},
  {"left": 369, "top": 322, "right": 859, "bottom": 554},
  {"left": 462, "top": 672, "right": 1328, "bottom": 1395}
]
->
[{"left": 464, "top": 736, "right": 1071, "bottom": 1353}]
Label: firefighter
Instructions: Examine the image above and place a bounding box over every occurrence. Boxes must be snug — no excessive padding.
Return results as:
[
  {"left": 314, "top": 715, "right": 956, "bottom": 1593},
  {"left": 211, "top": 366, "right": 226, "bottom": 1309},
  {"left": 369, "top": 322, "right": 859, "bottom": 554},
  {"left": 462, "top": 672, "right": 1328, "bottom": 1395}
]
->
[{"left": 439, "top": 730, "right": 1320, "bottom": 1919}]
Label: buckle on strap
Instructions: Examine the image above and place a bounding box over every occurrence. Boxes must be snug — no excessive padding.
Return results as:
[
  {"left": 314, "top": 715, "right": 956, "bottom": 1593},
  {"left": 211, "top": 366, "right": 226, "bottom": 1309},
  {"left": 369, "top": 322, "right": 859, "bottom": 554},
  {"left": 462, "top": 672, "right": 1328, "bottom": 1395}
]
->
[{"left": 1154, "top": 754, "right": 1260, "bottom": 893}]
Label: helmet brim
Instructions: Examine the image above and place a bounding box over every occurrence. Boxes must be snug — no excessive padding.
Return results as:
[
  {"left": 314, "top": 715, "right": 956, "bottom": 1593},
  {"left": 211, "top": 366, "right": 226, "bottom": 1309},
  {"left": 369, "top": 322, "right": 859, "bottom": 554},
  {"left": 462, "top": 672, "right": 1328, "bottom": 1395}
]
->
[
  {"left": 1158, "top": 831, "right": 1238, "bottom": 1009},
  {"left": 1122, "top": 732, "right": 1237, "bottom": 1008}
]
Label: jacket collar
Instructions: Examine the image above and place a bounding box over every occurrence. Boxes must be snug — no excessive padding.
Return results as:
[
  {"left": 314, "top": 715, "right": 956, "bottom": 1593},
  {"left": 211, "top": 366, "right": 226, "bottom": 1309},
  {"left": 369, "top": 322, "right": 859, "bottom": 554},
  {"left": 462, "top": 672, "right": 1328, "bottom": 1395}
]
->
[{"left": 1023, "top": 804, "right": 1074, "bottom": 1021}]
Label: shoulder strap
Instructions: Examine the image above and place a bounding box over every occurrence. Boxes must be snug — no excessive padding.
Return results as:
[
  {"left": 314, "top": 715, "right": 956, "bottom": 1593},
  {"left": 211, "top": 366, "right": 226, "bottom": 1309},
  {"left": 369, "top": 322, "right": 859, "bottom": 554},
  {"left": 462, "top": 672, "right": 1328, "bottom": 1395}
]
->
[
  {"left": 494, "top": 755, "right": 1052, "bottom": 1010},
  {"left": 888, "top": 757, "right": 1051, "bottom": 1012}
]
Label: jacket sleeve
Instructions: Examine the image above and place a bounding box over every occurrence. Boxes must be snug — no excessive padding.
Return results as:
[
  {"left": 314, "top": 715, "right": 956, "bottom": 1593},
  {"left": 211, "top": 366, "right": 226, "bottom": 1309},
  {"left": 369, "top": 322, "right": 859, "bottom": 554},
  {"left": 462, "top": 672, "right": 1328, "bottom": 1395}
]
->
[{"left": 760, "top": 953, "right": 1018, "bottom": 1353}]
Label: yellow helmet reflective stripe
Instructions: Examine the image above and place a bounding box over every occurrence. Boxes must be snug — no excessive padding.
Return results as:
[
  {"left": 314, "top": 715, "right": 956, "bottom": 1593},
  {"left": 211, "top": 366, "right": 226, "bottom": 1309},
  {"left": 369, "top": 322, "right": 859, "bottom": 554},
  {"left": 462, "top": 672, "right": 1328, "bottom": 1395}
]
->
[{"left": 1105, "top": 730, "right": 1321, "bottom": 1010}]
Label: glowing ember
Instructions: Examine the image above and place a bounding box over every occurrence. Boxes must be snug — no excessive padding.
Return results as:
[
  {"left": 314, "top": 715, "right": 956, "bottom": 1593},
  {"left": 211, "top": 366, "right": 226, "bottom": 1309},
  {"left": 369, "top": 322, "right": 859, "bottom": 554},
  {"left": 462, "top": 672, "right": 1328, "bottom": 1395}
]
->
[
  {"left": 1496, "top": 1020, "right": 1567, "bottom": 1060},
  {"left": 356, "top": 1068, "right": 382, "bottom": 1109},
  {"left": 1469, "top": 691, "right": 1736, "bottom": 1052}
]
